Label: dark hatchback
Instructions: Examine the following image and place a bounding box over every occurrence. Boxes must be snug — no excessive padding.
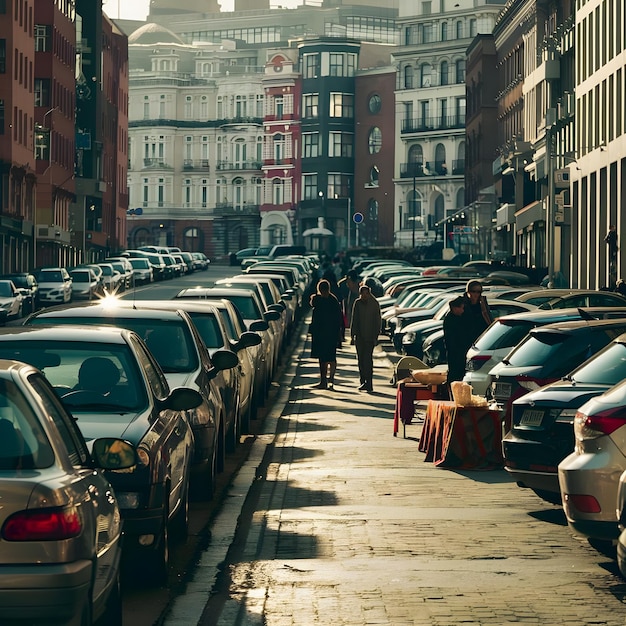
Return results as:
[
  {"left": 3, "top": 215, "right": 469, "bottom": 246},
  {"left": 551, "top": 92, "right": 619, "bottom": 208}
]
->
[
  {"left": 490, "top": 318, "right": 626, "bottom": 434},
  {"left": 504, "top": 331, "right": 626, "bottom": 504}
]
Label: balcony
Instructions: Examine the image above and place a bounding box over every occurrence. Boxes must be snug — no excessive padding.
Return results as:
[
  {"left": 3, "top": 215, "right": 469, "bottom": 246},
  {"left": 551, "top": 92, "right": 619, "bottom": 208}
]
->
[
  {"left": 424, "top": 161, "right": 449, "bottom": 176},
  {"left": 401, "top": 115, "right": 466, "bottom": 134},
  {"left": 216, "top": 160, "right": 262, "bottom": 171},
  {"left": 399, "top": 162, "right": 425, "bottom": 178},
  {"left": 182, "top": 159, "right": 210, "bottom": 171},
  {"left": 451, "top": 160, "right": 465, "bottom": 175},
  {"left": 214, "top": 203, "right": 260, "bottom": 216},
  {"left": 142, "top": 158, "right": 172, "bottom": 169}
]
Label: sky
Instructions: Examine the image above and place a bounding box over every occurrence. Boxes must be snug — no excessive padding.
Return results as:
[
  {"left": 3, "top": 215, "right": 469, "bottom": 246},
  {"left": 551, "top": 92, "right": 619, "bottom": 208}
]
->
[{"left": 103, "top": 0, "right": 301, "bottom": 20}]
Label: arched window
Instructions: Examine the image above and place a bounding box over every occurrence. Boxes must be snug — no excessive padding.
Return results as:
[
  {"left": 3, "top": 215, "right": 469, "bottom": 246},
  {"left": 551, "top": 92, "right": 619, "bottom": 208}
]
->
[
  {"left": 456, "top": 20, "right": 463, "bottom": 38},
  {"left": 406, "top": 190, "right": 423, "bottom": 230},
  {"left": 456, "top": 188, "right": 465, "bottom": 209},
  {"left": 273, "top": 177, "right": 284, "bottom": 205},
  {"left": 183, "top": 226, "right": 203, "bottom": 252},
  {"left": 455, "top": 59, "right": 466, "bottom": 83},
  {"left": 274, "top": 133, "right": 284, "bottom": 161},
  {"left": 441, "top": 22, "right": 448, "bottom": 41},
  {"left": 407, "top": 144, "right": 423, "bottom": 176},
  {"left": 435, "top": 143, "right": 447, "bottom": 175},
  {"left": 404, "top": 64, "right": 414, "bottom": 89},
  {"left": 233, "top": 177, "right": 245, "bottom": 209},
  {"left": 368, "top": 127, "right": 382, "bottom": 154},
  {"left": 420, "top": 64, "right": 432, "bottom": 88},
  {"left": 368, "top": 198, "right": 379, "bottom": 221},
  {"left": 434, "top": 194, "right": 445, "bottom": 225},
  {"left": 439, "top": 61, "right": 449, "bottom": 86},
  {"left": 369, "top": 166, "right": 379, "bottom": 187}
]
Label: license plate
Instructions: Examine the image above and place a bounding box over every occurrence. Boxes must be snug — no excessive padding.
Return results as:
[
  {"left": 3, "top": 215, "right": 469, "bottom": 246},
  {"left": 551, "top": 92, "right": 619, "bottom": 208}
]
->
[
  {"left": 493, "top": 382, "right": 511, "bottom": 398},
  {"left": 520, "top": 409, "right": 544, "bottom": 426}
]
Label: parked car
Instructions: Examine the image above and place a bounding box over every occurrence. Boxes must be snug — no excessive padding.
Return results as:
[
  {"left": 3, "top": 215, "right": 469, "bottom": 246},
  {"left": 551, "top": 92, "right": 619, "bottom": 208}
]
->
[
  {"left": 0, "top": 272, "right": 39, "bottom": 314},
  {"left": 615, "top": 471, "right": 626, "bottom": 576},
  {"left": 123, "top": 250, "right": 167, "bottom": 281},
  {"left": 69, "top": 268, "right": 103, "bottom": 300},
  {"left": 400, "top": 299, "right": 536, "bottom": 359},
  {"left": 558, "top": 379, "right": 626, "bottom": 545},
  {"left": 175, "top": 288, "right": 275, "bottom": 403},
  {"left": 504, "top": 331, "right": 626, "bottom": 504},
  {"left": 97, "top": 262, "right": 125, "bottom": 293},
  {"left": 191, "top": 251, "right": 210, "bottom": 270},
  {"left": 464, "top": 307, "right": 626, "bottom": 396},
  {"left": 35, "top": 267, "right": 73, "bottom": 304},
  {"left": 0, "top": 326, "right": 202, "bottom": 586},
  {"left": 514, "top": 289, "right": 624, "bottom": 307},
  {"left": 538, "top": 292, "right": 626, "bottom": 309},
  {"left": 0, "top": 280, "right": 24, "bottom": 320},
  {"left": 105, "top": 257, "right": 135, "bottom": 288},
  {"left": 128, "top": 257, "right": 153, "bottom": 285},
  {"left": 26, "top": 304, "right": 239, "bottom": 501},
  {"left": 0, "top": 358, "right": 137, "bottom": 623},
  {"left": 490, "top": 318, "right": 626, "bottom": 432}
]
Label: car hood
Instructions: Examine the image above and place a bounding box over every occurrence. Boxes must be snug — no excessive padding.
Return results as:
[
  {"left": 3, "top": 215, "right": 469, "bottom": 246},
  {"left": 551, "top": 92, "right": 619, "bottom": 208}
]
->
[
  {"left": 70, "top": 409, "right": 146, "bottom": 443},
  {"left": 490, "top": 362, "right": 545, "bottom": 378},
  {"left": 0, "top": 296, "right": 16, "bottom": 304},
  {"left": 513, "top": 380, "right": 612, "bottom": 407}
]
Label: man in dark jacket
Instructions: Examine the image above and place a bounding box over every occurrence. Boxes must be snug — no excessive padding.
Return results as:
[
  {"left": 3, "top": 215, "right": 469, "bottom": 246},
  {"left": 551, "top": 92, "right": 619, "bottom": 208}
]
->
[
  {"left": 351, "top": 284, "right": 382, "bottom": 392},
  {"left": 443, "top": 296, "right": 469, "bottom": 383}
]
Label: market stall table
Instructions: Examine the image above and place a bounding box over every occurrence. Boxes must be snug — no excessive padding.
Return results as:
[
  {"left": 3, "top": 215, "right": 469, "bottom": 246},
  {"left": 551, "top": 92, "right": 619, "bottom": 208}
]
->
[
  {"left": 393, "top": 380, "right": 448, "bottom": 437},
  {"left": 418, "top": 400, "right": 503, "bottom": 469}
]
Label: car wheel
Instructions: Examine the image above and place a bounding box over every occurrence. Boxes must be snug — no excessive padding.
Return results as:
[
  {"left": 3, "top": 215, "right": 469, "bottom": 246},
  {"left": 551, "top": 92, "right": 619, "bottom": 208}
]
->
[{"left": 190, "top": 445, "right": 217, "bottom": 502}]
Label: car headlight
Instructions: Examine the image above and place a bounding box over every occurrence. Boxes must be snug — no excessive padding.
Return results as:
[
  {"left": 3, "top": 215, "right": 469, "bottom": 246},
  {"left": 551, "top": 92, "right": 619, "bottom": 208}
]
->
[{"left": 403, "top": 332, "right": 416, "bottom": 344}]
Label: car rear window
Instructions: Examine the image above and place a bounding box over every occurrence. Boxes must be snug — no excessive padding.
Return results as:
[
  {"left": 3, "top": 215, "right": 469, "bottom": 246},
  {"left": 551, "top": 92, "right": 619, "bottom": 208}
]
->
[
  {"left": 570, "top": 341, "right": 626, "bottom": 386},
  {"left": 0, "top": 378, "right": 55, "bottom": 470},
  {"left": 473, "top": 320, "right": 540, "bottom": 351}
]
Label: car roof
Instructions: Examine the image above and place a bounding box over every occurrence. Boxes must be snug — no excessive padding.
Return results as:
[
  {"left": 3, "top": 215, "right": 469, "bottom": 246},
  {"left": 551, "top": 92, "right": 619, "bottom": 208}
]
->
[
  {"left": 491, "top": 306, "right": 626, "bottom": 325},
  {"left": 530, "top": 317, "right": 626, "bottom": 335},
  {"left": 0, "top": 324, "right": 133, "bottom": 344},
  {"left": 28, "top": 302, "right": 189, "bottom": 322}
]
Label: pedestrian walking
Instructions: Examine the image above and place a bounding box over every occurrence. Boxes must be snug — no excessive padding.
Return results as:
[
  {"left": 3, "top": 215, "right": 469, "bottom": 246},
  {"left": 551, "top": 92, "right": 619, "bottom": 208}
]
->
[
  {"left": 442, "top": 295, "right": 469, "bottom": 384},
  {"left": 350, "top": 284, "right": 382, "bottom": 392},
  {"left": 309, "top": 279, "right": 343, "bottom": 390},
  {"left": 337, "top": 269, "right": 360, "bottom": 337}
]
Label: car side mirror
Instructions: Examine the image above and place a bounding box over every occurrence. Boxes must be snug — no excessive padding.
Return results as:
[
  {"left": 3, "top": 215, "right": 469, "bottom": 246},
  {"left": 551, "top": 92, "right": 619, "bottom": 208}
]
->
[
  {"left": 163, "top": 387, "right": 203, "bottom": 411},
  {"left": 211, "top": 348, "right": 239, "bottom": 372},
  {"left": 249, "top": 319, "right": 269, "bottom": 332},
  {"left": 92, "top": 438, "right": 138, "bottom": 471},
  {"left": 237, "top": 330, "right": 262, "bottom": 350},
  {"left": 264, "top": 310, "right": 280, "bottom": 322}
]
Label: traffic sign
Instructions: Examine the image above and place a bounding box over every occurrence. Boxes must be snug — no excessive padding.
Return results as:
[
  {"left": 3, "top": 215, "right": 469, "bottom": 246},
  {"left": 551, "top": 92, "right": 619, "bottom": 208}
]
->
[{"left": 353, "top": 212, "right": 364, "bottom": 224}]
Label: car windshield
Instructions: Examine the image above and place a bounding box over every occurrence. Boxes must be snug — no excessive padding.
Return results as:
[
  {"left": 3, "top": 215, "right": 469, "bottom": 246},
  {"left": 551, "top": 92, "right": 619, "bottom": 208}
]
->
[
  {"left": 40, "top": 271, "right": 62, "bottom": 282},
  {"left": 0, "top": 342, "right": 147, "bottom": 411},
  {"left": 0, "top": 283, "right": 13, "bottom": 297},
  {"left": 71, "top": 273, "right": 89, "bottom": 283},
  {"left": 186, "top": 312, "right": 223, "bottom": 349},
  {"left": 0, "top": 377, "right": 55, "bottom": 470},
  {"left": 570, "top": 341, "right": 626, "bottom": 385},
  {"left": 474, "top": 320, "right": 535, "bottom": 351},
  {"left": 99, "top": 266, "right": 113, "bottom": 275},
  {"left": 28, "top": 316, "right": 198, "bottom": 373},
  {"left": 130, "top": 259, "right": 149, "bottom": 269},
  {"left": 222, "top": 295, "right": 261, "bottom": 320}
]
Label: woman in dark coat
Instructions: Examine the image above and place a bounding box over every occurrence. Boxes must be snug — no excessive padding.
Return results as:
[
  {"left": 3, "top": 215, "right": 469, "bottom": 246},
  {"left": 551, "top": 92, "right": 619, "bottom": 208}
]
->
[{"left": 309, "top": 279, "right": 343, "bottom": 389}]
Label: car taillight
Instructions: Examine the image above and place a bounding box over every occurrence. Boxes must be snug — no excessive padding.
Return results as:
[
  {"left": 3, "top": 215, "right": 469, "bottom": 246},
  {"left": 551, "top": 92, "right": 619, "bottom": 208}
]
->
[
  {"left": 574, "top": 407, "right": 626, "bottom": 440},
  {"left": 563, "top": 493, "right": 602, "bottom": 513},
  {"left": 466, "top": 355, "right": 491, "bottom": 371},
  {"left": 2, "top": 506, "right": 82, "bottom": 541}
]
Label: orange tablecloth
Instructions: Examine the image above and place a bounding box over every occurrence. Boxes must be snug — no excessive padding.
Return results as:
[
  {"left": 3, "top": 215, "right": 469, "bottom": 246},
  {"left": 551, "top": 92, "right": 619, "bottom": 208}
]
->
[{"left": 418, "top": 400, "right": 503, "bottom": 469}]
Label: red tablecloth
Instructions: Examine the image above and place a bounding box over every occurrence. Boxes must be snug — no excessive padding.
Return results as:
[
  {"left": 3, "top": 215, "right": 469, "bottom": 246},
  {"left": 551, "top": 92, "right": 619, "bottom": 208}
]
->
[
  {"left": 393, "top": 381, "right": 445, "bottom": 436},
  {"left": 418, "top": 400, "right": 503, "bottom": 469}
]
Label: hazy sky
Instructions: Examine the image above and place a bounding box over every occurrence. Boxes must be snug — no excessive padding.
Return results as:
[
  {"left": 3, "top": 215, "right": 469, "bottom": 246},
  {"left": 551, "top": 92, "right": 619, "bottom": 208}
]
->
[{"left": 103, "top": 0, "right": 301, "bottom": 20}]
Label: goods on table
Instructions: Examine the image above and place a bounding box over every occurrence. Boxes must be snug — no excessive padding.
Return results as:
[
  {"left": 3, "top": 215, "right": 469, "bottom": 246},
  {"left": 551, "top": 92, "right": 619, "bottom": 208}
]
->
[{"left": 411, "top": 368, "right": 447, "bottom": 386}]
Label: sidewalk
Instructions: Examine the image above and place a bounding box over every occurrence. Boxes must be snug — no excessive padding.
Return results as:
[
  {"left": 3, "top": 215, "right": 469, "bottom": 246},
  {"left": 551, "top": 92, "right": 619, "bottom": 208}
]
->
[{"left": 165, "top": 326, "right": 626, "bottom": 626}]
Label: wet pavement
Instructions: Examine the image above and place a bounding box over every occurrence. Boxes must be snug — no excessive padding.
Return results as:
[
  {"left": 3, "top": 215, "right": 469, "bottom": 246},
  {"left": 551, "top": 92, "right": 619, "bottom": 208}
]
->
[{"left": 162, "top": 326, "right": 626, "bottom": 626}]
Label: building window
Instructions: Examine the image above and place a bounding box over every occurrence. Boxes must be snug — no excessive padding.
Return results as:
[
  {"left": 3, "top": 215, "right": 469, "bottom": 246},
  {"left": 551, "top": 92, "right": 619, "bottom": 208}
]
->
[
  {"left": 456, "top": 20, "right": 463, "bottom": 38},
  {"left": 420, "top": 64, "right": 432, "bottom": 87},
  {"left": 404, "top": 64, "right": 414, "bottom": 89},
  {"left": 143, "top": 179, "right": 149, "bottom": 204},
  {"left": 440, "top": 61, "right": 449, "bottom": 86},
  {"left": 303, "top": 52, "right": 320, "bottom": 79},
  {"left": 0, "top": 99, "right": 4, "bottom": 134},
  {"left": 275, "top": 96, "right": 284, "bottom": 118},
  {"left": 369, "top": 166, "right": 379, "bottom": 187},
  {"left": 273, "top": 133, "right": 284, "bottom": 161},
  {"left": 455, "top": 59, "right": 466, "bottom": 83},
  {"left": 330, "top": 53, "right": 344, "bottom": 77},
  {"left": 368, "top": 94, "right": 381, "bottom": 114},
  {"left": 34, "top": 25, "right": 50, "bottom": 52},
  {"left": 470, "top": 18, "right": 477, "bottom": 37},
  {"left": 329, "top": 93, "right": 354, "bottom": 118},
  {"left": 368, "top": 127, "right": 382, "bottom": 154},
  {"left": 302, "top": 174, "right": 318, "bottom": 200},
  {"left": 183, "top": 179, "right": 192, "bottom": 206},
  {"left": 327, "top": 173, "right": 351, "bottom": 198},
  {"left": 303, "top": 93, "right": 319, "bottom": 118},
  {"left": 441, "top": 22, "right": 448, "bottom": 41},
  {"left": 34, "top": 78, "right": 50, "bottom": 107},
  {"left": 200, "top": 96, "right": 208, "bottom": 119},
  {"left": 302, "top": 132, "right": 319, "bottom": 158},
  {"left": 0, "top": 39, "right": 5, "bottom": 73},
  {"left": 368, "top": 198, "right": 379, "bottom": 221},
  {"left": 34, "top": 126, "right": 49, "bottom": 161},
  {"left": 329, "top": 131, "right": 353, "bottom": 158}
]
